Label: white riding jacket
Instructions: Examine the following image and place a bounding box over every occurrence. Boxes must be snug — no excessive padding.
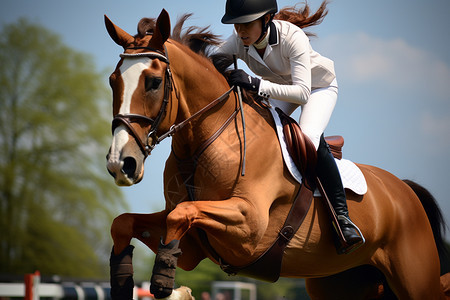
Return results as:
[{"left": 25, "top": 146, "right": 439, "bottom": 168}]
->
[{"left": 216, "top": 20, "right": 336, "bottom": 105}]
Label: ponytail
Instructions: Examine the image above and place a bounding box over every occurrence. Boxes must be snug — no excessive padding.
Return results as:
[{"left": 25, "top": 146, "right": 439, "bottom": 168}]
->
[{"left": 274, "top": 0, "right": 329, "bottom": 36}]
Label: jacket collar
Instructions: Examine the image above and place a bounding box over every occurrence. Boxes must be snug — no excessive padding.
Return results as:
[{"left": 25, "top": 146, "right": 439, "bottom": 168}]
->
[
  {"left": 243, "top": 21, "right": 278, "bottom": 51},
  {"left": 244, "top": 21, "right": 279, "bottom": 66},
  {"left": 268, "top": 21, "right": 278, "bottom": 46}
]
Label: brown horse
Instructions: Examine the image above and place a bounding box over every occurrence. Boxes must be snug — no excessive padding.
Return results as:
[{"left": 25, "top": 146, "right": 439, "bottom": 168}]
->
[{"left": 105, "top": 10, "right": 449, "bottom": 300}]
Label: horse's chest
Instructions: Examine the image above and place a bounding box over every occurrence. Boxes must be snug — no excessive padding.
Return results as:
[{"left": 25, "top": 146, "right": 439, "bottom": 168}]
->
[{"left": 164, "top": 143, "right": 241, "bottom": 203}]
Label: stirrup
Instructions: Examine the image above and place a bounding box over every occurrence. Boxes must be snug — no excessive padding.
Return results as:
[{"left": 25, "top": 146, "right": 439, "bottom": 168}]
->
[{"left": 336, "top": 215, "right": 365, "bottom": 254}]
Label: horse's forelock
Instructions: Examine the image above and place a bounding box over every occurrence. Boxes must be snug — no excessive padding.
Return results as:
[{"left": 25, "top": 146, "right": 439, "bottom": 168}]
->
[{"left": 137, "top": 18, "right": 156, "bottom": 37}]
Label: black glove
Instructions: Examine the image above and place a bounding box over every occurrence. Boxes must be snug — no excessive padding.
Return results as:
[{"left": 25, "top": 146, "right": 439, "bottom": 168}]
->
[{"left": 228, "top": 69, "right": 261, "bottom": 92}]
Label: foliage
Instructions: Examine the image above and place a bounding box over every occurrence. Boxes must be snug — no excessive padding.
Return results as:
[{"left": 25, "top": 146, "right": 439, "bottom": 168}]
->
[{"left": 0, "top": 19, "right": 127, "bottom": 278}]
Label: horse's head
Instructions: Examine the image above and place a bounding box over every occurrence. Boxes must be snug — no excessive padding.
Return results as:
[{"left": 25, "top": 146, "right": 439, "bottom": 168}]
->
[{"left": 105, "top": 10, "right": 173, "bottom": 186}]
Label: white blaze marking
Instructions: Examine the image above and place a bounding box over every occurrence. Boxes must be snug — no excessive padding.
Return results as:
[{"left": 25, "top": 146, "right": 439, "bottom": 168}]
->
[
  {"left": 119, "top": 57, "right": 152, "bottom": 115},
  {"left": 109, "top": 57, "right": 152, "bottom": 159},
  {"left": 109, "top": 126, "right": 131, "bottom": 163}
]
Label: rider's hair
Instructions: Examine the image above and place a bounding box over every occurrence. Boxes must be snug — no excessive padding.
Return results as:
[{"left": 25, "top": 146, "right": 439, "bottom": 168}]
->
[{"left": 274, "top": 0, "right": 330, "bottom": 37}]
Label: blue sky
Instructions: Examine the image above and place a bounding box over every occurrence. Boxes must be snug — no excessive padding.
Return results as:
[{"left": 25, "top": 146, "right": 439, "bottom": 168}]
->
[{"left": 2, "top": 0, "right": 449, "bottom": 241}]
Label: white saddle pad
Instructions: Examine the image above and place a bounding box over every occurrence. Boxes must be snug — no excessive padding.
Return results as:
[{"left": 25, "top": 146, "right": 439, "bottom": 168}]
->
[{"left": 268, "top": 106, "right": 367, "bottom": 196}]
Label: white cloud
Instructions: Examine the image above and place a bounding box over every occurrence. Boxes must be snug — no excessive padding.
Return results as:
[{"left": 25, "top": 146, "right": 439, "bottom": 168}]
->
[
  {"left": 313, "top": 32, "right": 450, "bottom": 156},
  {"left": 314, "top": 32, "right": 450, "bottom": 99}
]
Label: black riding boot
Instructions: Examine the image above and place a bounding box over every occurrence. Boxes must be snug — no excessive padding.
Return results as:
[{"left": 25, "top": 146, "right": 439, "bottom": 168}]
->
[{"left": 316, "top": 135, "right": 364, "bottom": 253}]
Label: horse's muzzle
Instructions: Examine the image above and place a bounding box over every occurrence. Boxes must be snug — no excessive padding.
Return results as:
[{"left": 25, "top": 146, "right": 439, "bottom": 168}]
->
[{"left": 106, "top": 149, "right": 144, "bottom": 186}]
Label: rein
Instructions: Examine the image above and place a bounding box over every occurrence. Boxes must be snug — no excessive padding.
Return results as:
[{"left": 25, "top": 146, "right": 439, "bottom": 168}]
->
[{"left": 111, "top": 47, "right": 235, "bottom": 158}]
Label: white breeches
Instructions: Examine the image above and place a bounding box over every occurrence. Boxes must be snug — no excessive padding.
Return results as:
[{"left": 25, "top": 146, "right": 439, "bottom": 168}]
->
[{"left": 269, "top": 79, "right": 338, "bottom": 150}]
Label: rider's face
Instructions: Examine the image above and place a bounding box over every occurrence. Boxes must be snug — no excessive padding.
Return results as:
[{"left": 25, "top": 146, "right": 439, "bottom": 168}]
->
[{"left": 234, "top": 19, "right": 262, "bottom": 46}]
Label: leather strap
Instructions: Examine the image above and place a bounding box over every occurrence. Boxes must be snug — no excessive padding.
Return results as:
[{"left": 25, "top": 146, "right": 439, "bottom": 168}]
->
[{"left": 157, "top": 88, "right": 234, "bottom": 142}]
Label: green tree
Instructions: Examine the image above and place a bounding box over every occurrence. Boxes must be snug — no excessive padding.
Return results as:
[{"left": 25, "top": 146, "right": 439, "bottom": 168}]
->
[{"left": 0, "top": 19, "right": 126, "bottom": 278}]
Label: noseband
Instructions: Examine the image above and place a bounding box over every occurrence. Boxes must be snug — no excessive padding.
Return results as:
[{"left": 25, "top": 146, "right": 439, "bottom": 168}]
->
[{"left": 111, "top": 47, "right": 234, "bottom": 158}]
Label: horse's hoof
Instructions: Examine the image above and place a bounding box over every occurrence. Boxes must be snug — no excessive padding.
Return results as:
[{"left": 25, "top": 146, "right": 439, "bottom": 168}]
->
[{"left": 151, "top": 279, "right": 174, "bottom": 299}]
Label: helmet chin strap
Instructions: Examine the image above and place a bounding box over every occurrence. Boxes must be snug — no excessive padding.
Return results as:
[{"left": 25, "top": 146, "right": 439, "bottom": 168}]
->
[
  {"left": 254, "top": 29, "right": 269, "bottom": 49},
  {"left": 254, "top": 14, "right": 274, "bottom": 48}
]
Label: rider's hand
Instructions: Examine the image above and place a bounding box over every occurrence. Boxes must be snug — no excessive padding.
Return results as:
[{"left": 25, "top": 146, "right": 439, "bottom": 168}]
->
[{"left": 228, "top": 69, "right": 261, "bottom": 92}]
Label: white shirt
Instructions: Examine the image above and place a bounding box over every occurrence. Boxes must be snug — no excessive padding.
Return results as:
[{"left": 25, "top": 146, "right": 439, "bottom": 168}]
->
[{"left": 217, "top": 20, "right": 336, "bottom": 105}]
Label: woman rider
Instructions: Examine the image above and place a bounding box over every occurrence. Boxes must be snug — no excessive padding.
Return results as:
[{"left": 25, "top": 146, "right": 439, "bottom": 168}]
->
[{"left": 216, "top": 0, "right": 364, "bottom": 252}]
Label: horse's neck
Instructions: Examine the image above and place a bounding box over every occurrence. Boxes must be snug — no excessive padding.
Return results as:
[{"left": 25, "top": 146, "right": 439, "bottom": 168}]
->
[
  {"left": 168, "top": 47, "right": 237, "bottom": 159},
  {"left": 173, "top": 84, "right": 237, "bottom": 159}
]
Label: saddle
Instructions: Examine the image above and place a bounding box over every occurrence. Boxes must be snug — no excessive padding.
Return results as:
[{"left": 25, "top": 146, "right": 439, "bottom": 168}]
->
[
  {"left": 278, "top": 109, "right": 353, "bottom": 253},
  {"left": 278, "top": 107, "right": 343, "bottom": 169}
]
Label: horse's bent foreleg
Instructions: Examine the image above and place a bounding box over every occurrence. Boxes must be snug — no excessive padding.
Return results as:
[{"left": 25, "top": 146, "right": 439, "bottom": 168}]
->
[
  {"left": 109, "top": 212, "right": 168, "bottom": 300},
  {"left": 151, "top": 198, "right": 267, "bottom": 299},
  {"left": 110, "top": 211, "right": 169, "bottom": 254},
  {"left": 164, "top": 198, "right": 267, "bottom": 263}
]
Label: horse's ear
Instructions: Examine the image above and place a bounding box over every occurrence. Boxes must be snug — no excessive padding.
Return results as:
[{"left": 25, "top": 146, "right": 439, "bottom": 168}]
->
[
  {"left": 151, "top": 9, "right": 171, "bottom": 50},
  {"left": 104, "top": 15, "right": 134, "bottom": 48}
]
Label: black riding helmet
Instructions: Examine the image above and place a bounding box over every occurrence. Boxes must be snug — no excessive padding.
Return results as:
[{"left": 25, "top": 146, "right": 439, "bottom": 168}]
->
[{"left": 221, "top": 0, "right": 278, "bottom": 24}]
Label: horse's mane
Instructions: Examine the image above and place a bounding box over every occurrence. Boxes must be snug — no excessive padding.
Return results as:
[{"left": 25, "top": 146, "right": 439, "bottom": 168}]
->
[{"left": 171, "top": 14, "right": 222, "bottom": 55}]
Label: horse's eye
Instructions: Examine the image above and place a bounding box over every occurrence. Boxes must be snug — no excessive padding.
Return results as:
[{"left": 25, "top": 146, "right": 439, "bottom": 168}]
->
[{"left": 145, "top": 77, "right": 162, "bottom": 91}]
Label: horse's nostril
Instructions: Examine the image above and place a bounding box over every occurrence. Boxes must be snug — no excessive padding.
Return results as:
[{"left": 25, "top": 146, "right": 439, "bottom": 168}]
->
[{"left": 122, "top": 157, "right": 137, "bottom": 178}]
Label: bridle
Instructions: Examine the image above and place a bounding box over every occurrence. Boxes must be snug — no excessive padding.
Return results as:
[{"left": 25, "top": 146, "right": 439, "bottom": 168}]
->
[
  {"left": 111, "top": 46, "right": 235, "bottom": 158},
  {"left": 111, "top": 47, "right": 173, "bottom": 157}
]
